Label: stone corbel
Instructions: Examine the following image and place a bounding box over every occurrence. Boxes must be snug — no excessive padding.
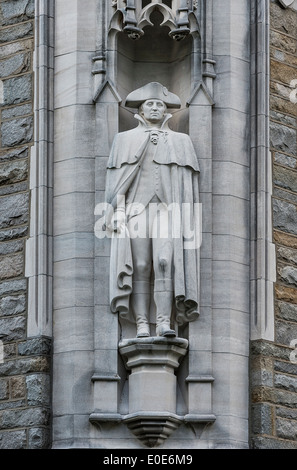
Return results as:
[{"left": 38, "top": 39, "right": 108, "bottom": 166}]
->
[
  {"left": 168, "top": 0, "right": 191, "bottom": 41},
  {"left": 123, "top": 0, "right": 144, "bottom": 39},
  {"left": 90, "top": 337, "right": 216, "bottom": 447}
]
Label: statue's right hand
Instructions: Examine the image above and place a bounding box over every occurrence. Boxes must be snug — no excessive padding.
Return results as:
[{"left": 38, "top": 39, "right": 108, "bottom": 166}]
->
[{"left": 111, "top": 210, "right": 126, "bottom": 234}]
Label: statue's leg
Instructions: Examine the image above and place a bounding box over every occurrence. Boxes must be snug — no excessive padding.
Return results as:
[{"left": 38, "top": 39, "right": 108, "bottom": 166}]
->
[
  {"left": 129, "top": 222, "right": 152, "bottom": 337},
  {"left": 152, "top": 207, "right": 176, "bottom": 337}
]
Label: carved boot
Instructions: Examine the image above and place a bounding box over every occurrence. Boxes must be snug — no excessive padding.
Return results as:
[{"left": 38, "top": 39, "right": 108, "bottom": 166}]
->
[
  {"left": 154, "top": 279, "right": 176, "bottom": 337},
  {"left": 131, "top": 281, "right": 151, "bottom": 338}
]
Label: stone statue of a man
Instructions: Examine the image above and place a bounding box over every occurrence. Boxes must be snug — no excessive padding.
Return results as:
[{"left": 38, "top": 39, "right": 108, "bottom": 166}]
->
[{"left": 104, "top": 82, "right": 200, "bottom": 338}]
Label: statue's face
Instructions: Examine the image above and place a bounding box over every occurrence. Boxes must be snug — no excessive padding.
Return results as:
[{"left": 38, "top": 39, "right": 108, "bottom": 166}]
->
[{"left": 140, "top": 99, "right": 167, "bottom": 124}]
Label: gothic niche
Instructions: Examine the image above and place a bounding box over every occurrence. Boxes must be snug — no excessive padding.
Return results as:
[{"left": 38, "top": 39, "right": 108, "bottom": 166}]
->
[{"left": 90, "top": 1, "right": 216, "bottom": 448}]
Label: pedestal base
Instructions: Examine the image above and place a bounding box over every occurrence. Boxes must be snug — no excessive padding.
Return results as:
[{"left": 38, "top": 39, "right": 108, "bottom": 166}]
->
[{"left": 89, "top": 337, "right": 216, "bottom": 447}]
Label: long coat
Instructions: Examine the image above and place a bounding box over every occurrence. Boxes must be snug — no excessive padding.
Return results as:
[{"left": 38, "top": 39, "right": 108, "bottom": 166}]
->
[{"left": 104, "top": 114, "right": 200, "bottom": 326}]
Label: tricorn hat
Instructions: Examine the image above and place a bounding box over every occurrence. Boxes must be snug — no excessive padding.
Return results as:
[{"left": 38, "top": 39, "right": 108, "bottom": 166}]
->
[{"left": 125, "top": 82, "right": 181, "bottom": 109}]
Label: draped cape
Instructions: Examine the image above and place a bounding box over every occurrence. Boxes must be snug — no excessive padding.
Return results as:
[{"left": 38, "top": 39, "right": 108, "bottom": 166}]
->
[{"left": 104, "top": 115, "right": 200, "bottom": 326}]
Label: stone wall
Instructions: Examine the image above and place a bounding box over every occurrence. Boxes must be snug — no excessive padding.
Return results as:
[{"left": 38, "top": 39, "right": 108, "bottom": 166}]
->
[
  {"left": 250, "top": 0, "right": 297, "bottom": 449},
  {"left": 0, "top": 0, "right": 51, "bottom": 449}
]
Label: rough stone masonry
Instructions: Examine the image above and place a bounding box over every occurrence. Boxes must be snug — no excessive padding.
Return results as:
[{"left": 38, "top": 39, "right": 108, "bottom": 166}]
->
[
  {"left": 250, "top": 0, "right": 297, "bottom": 449},
  {"left": 0, "top": 0, "right": 51, "bottom": 449}
]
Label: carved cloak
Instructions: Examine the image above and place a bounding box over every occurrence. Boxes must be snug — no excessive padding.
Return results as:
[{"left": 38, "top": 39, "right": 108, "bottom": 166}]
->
[{"left": 104, "top": 115, "right": 200, "bottom": 327}]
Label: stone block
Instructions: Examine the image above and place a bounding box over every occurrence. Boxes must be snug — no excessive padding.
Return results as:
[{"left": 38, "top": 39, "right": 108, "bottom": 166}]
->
[
  {"left": 2, "top": 74, "right": 32, "bottom": 106},
  {"left": 276, "top": 417, "right": 297, "bottom": 440},
  {"left": 275, "top": 319, "right": 297, "bottom": 346},
  {"left": 53, "top": 192, "right": 95, "bottom": 236},
  {"left": 278, "top": 264, "right": 297, "bottom": 286},
  {"left": 0, "top": 430, "right": 26, "bottom": 449},
  {"left": 271, "top": 2, "right": 297, "bottom": 37},
  {"left": 275, "top": 283, "right": 297, "bottom": 304},
  {"left": 1, "top": 104, "right": 32, "bottom": 120},
  {"left": 270, "top": 122, "right": 297, "bottom": 155},
  {"left": 0, "top": 192, "right": 29, "bottom": 229},
  {"left": 274, "top": 165, "right": 297, "bottom": 193},
  {"left": 0, "top": 226, "right": 28, "bottom": 242},
  {"left": 26, "top": 374, "right": 50, "bottom": 406},
  {"left": 53, "top": 258, "right": 94, "bottom": 310},
  {"left": 28, "top": 427, "right": 51, "bottom": 449},
  {"left": 0, "top": 252, "right": 23, "bottom": 280},
  {"left": 54, "top": 157, "right": 95, "bottom": 196},
  {"left": 0, "top": 378, "right": 8, "bottom": 400},
  {"left": 55, "top": 51, "right": 93, "bottom": 108},
  {"left": 54, "top": 232, "right": 94, "bottom": 262},
  {"left": 1, "top": 116, "right": 33, "bottom": 147},
  {"left": 251, "top": 403, "right": 273, "bottom": 435},
  {"left": 274, "top": 230, "right": 297, "bottom": 250},
  {"left": 18, "top": 337, "right": 51, "bottom": 356},
  {"left": 0, "top": 294, "right": 25, "bottom": 316},
  {"left": 0, "top": 278, "right": 27, "bottom": 297},
  {"left": 276, "top": 301, "right": 297, "bottom": 322},
  {"left": 0, "top": 407, "right": 50, "bottom": 430},
  {"left": 270, "top": 29, "right": 297, "bottom": 54},
  {"left": 275, "top": 373, "right": 297, "bottom": 393},
  {"left": 55, "top": 0, "right": 97, "bottom": 56},
  {"left": 10, "top": 376, "right": 26, "bottom": 399},
  {"left": 0, "top": 40, "right": 33, "bottom": 63},
  {"left": 0, "top": 0, "right": 35, "bottom": 26},
  {"left": 0, "top": 53, "right": 31, "bottom": 78},
  {"left": 0, "top": 315, "right": 26, "bottom": 341},
  {"left": 274, "top": 152, "right": 297, "bottom": 169},
  {"left": 53, "top": 307, "right": 93, "bottom": 354},
  {"left": 0, "top": 21, "right": 33, "bottom": 44},
  {"left": 273, "top": 198, "right": 297, "bottom": 236}
]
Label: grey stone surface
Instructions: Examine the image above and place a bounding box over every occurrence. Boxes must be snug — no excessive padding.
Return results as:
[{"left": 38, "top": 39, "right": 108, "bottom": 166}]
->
[
  {"left": 0, "top": 356, "right": 50, "bottom": 377},
  {"left": 0, "top": 0, "right": 35, "bottom": 26},
  {"left": 1, "top": 116, "right": 33, "bottom": 147},
  {"left": 273, "top": 198, "right": 297, "bottom": 235},
  {"left": 0, "top": 192, "right": 29, "bottom": 229},
  {"left": 275, "top": 373, "right": 297, "bottom": 393},
  {"left": 0, "top": 159, "right": 28, "bottom": 185},
  {"left": 277, "top": 405, "right": 297, "bottom": 420},
  {"left": 0, "top": 226, "right": 28, "bottom": 242},
  {"left": 0, "top": 279, "right": 26, "bottom": 297},
  {"left": 270, "top": 122, "right": 297, "bottom": 155},
  {"left": 274, "top": 152, "right": 297, "bottom": 169},
  {"left": 252, "top": 435, "right": 297, "bottom": 449},
  {"left": 26, "top": 374, "right": 50, "bottom": 406},
  {"left": 279, "top": 265, "right": 297, "bottom": 286},
  {"left": 274, "top": 164, "right": 297, "bottom": 193},
  {"left": 276, "top": 417, "right": 297, "bottom": 440},
  {"left": 0, "top": 378, "right": 8, "bottom": 400},
  {"left": 0, "top": 180, "right": 28, "bottom": 197},
  {"left": 0, "top": 315, "right": 26, "bottom": 341},
  {"left": 251, "top": 403, "right": 273, "bottom": 435},
  {"left": 277, "top": 301, "right": 297, "bottom": 322},
  {"left": 18, "top": 337, "right": 52, "bottom": 356},
  {"left": 0, "top": 430, "right": 27, "bottom": 449},
  {"left": 0, "top": 53, "right": 30, "bottom": 78},
  {"left": 2, "top": 74, "right": 32, "bottom": 106},
  {"left": 28, "top": 427, "right": 51, "bottom": 449},
  {"left": 275, "top": 320, "right": 297, "bottom": 346},
  {"left": 0, "top": 407, "right": 50, "bottom": 429},
  {"left": 0, "top": 252, "right": 23, "bottom": 281},
  {"left": 0, "top": 146, "right": 28, "bottom": 162},
  {"left": 277, "top": 246, "right": 297, "bottom": 265},
  {"left": 274, "top": 187, "right": 297, "bottom": 205},
  {"left": 0, "top": 240, "right": 23, "bottom": 256},
  {"left": 0, "top": 293, "right": 25, "bottom": 316},
  {"left": 0, "top": 21, "right": 33, "bottom": 44},
  {"left": 1, "top": 104, "right": 32, "bottom": 120}
]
